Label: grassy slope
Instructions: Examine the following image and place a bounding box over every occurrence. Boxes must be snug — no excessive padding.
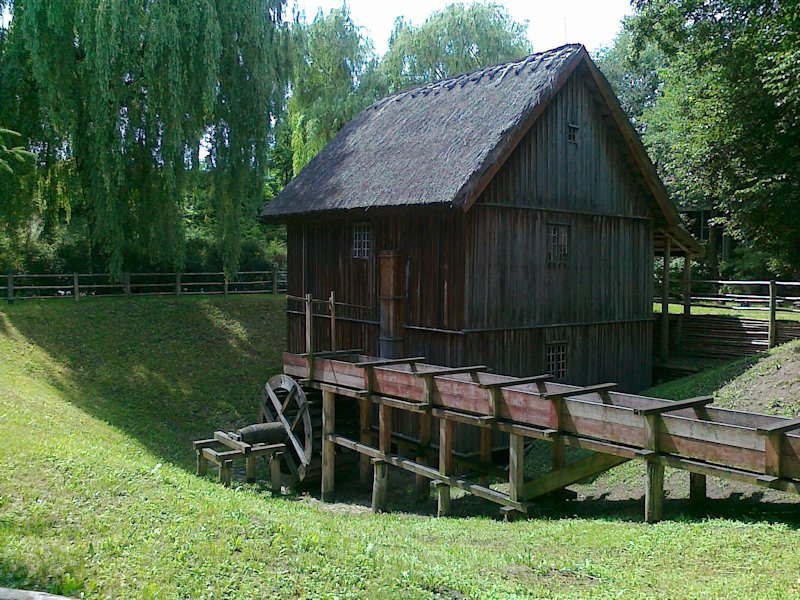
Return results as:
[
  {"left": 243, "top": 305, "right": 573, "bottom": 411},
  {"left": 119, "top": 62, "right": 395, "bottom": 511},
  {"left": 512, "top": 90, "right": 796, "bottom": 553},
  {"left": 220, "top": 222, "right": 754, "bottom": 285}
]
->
[{"left": 2, "top": 298, "right": 800, "bottom": 598}]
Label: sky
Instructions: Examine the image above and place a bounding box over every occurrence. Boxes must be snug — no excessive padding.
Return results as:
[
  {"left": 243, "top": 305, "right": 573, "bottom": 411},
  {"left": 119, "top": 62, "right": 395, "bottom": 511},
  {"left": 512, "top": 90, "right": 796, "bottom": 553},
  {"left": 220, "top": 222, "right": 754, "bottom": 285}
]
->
[{"left": 287, "top": 0, "right": 633, "bottom": 56}]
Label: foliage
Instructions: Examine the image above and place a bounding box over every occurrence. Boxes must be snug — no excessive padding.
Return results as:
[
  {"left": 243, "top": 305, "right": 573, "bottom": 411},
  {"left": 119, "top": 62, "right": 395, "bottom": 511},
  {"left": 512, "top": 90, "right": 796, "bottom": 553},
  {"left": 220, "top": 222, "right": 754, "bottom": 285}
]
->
[
  {"left": 381, "top": 2, "right": 531, "bottom": 91},
  {"left": 1, "top": 0, "right": 289, "bottom": 277},
  {"left": 3, "top": 296, "right": 800, "bottom": 597},
  {"left": 0, "top": 126, "right": 34, "bottom": 174},
  {"left": 626, "top": 1, "right": 800, "bottom": 276}
]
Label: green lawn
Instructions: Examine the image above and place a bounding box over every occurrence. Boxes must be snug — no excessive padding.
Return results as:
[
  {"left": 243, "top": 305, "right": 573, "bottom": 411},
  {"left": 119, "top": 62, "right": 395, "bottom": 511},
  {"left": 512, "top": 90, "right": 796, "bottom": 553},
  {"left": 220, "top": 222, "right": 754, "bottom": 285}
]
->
[
  {"left": 2, "top": 296, "right": 800, "bottom": 598},
  {"left": 654, "top": 301, "right": 800, "bottom": 321}
]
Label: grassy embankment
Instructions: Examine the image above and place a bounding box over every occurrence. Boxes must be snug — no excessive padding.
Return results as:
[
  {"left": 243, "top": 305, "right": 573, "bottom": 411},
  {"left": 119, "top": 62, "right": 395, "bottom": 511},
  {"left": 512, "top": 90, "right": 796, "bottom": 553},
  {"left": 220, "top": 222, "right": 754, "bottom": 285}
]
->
[{"left": 2, "top": 296, "right": 800, "bottom": 598}]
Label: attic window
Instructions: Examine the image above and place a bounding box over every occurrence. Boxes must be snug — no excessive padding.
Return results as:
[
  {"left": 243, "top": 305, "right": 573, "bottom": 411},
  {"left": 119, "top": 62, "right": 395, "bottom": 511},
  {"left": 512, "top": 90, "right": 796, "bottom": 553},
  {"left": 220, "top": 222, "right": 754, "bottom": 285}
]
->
[
  {"left": 547, "top": 223, "right": 570, "bottom": 265},
  {"left": 546, "top": 342, "right": 568, "bottom": 380},
  {"left": 567, "top": 123, "right": 579, "bottom": 144},
  {"left": 353, "top": 223, "right": 371, "bottom": 259}
]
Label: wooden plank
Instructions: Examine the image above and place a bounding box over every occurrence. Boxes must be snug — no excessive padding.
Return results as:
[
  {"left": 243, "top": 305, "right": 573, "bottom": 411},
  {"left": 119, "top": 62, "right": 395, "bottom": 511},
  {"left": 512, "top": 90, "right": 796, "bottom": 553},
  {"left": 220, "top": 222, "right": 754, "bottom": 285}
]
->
[
  {"left": 543, "top": 383, "right": 617, "bottom": 400},
  {"left": 328, "top": 434, "right": 528, "bottom": 512},
  {"left": 379, "top": 404, "right": 392, "bottom": 453},
  {"left": 321, "top": 390, "right": 335, "bottom": 501},
  {"left": 645, "top": 461, "right": 664, "bottom": 523},
  {"left": 509, "top": 433, "right": 525, "bottom": 502},
  {"left": 371, "top": 458, "right": 388, "bottom": 513},
  {"left": 479, "top": 374, "right": 552, "bottom": 389},
  {"left": 522, "top": 452, "right": 629, "bottom": 499},
  {"left": 415, "top": 365, "right": 490, "bottom": 378},
  {"left": 355, "top": 356, "right": 426, "bottom": 368},
  {"left": 372, "top": 395, "right": 429, "bottom": 413},
  {"left": 359, "top": 396, "right": 373, "bottom": 486},
  {"left": 756, "top": 417, "right": 800, "bottom": 435},
  {"left": 429, "top": 407, "right": 494, "bottom": 427},
  {"left": 214, "top": 431, "right": 251, "bottom": 455},
  {"left": 634, "top": 396, "right": 713, "bottom": 416}
]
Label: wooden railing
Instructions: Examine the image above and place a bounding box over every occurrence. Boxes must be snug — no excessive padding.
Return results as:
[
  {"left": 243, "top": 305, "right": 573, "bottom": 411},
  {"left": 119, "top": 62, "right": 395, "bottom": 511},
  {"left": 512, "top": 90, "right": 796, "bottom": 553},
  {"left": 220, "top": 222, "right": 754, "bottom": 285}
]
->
[{"left": 1, "top": 270, "right": 287, "bottom": 301}]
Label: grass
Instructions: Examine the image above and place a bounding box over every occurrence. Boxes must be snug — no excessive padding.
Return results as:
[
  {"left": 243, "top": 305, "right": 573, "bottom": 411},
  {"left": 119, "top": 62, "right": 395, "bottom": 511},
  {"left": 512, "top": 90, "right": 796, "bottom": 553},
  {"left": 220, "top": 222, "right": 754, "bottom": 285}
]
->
[
  {"left": 3, "top": 296, "right": 800, "bottom": 598},
  {"left": 654, "top": 301, "right": 800, "bottom": 321}
]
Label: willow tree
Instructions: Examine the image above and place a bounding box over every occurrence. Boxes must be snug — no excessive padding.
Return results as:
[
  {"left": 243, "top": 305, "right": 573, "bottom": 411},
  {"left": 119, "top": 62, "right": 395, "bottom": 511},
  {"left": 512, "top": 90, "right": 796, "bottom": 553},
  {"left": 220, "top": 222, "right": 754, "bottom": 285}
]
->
[{"left": 4, "top": 0, "right": 288, "bottom": 275}]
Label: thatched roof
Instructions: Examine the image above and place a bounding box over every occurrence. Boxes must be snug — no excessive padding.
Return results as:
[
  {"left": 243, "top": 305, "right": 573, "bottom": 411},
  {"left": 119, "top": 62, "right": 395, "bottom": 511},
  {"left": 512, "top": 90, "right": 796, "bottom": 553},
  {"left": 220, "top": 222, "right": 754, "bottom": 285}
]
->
[{"left": 261, "top": 43, "right": 702, "bottom": 256}]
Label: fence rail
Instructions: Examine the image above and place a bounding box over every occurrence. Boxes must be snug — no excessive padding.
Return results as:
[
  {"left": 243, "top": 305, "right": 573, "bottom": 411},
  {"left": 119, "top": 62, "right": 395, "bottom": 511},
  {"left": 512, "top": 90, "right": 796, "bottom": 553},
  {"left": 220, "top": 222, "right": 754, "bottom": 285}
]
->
[{"left": 1, "top": 270, "right": 287, "bottom": 301}]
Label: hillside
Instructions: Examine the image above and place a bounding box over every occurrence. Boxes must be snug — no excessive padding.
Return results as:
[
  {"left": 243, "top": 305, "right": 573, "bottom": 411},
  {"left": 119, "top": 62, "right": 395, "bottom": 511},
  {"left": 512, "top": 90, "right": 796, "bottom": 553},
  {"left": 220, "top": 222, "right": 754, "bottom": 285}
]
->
[{"left": 2, "top": 297, "right": 800, "bottom": 598}]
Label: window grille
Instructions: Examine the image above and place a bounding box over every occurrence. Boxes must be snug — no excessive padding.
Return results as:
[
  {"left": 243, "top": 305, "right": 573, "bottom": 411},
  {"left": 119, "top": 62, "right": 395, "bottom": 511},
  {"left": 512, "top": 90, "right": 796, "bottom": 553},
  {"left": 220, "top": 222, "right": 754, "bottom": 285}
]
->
[
  {"left": 547, "top": 224, "right": 570, "bottom": 265},
  {"left": 352, "top": 223, "right": 371, "bottom": 259},
  {"left": 568, "top": 123, "right": 579, "bottom": 143},
  {"left": 546, "top": 342, "right": 568, "bottom": 380}
]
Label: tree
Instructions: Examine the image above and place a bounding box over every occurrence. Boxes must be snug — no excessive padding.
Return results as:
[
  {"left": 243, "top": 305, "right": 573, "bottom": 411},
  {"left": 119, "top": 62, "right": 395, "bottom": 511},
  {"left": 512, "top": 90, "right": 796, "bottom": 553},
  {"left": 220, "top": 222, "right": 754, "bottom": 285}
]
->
[
  {"left": 381, "top": 2, "right": 531, "bottom": 92},
  {"left": 287, "top": 6, "right": 381, "bottom": 175},
  {"left": 0, "top": 127, "right": 34, "bottom": 175},
  {"left": 628, "top": 1, "right": 800, "bottom": 276},
  {"left": 2, "top": 0, "right": 289, "bottom": 276}
]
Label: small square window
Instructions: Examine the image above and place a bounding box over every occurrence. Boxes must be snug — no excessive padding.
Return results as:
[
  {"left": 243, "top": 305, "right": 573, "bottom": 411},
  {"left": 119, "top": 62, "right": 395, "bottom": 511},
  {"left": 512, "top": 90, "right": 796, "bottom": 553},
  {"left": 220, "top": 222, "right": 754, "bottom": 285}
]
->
[
  {"left": 352, "top": 223, "right": 371, "bottom": 259},
  {"left": 547, "top": 223, "right": 569, "bottom": 265},
  {"left": 546, "top": 342, "right": 568, "bottom": 380},
  {"left": 567, "top": 123, "right": 579, "bottom": 143}
]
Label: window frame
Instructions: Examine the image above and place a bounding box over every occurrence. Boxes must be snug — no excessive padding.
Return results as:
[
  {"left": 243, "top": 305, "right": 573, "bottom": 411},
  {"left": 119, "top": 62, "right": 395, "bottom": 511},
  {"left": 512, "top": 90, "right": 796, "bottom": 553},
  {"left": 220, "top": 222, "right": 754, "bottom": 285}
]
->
[
  {"left": 546, "top": 341, "right": 568, "bottom": 380},
  {"left": 352, "top": 222, "right": 371, "bottom": 260},
  {"left": 567, "top": 123, "right": 580, "bottom": 144},
  {"left": 547, "top": 222, "right": 570, "bottom": 266}
]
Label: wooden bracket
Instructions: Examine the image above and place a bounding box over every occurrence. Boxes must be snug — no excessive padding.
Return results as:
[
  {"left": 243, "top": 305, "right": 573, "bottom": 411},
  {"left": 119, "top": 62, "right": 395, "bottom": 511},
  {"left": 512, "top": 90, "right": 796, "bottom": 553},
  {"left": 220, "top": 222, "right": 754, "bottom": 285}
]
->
[
  {"left": 756, "top": 417, "right": 800, "bottom": 436},
  {"left": 299, "top": 348, "right": 363, "bottom": 358},
  {"left": 634, "top": 396, "right": 713, "bottom": 416},
  {"left": 414, "top": 365, "right": 490, "bottom": 378},
  {"left": 479, "top": 374, "right": 552, "bottom": 389},
  {"left": 756, "top": 418, "right": 800, "bottom": 478},
  {"left": 355, "top": 356, "right": 425, "bottom": 368},
  {"left": 542, "top": 383, "right": 617, "bottom": 400}
]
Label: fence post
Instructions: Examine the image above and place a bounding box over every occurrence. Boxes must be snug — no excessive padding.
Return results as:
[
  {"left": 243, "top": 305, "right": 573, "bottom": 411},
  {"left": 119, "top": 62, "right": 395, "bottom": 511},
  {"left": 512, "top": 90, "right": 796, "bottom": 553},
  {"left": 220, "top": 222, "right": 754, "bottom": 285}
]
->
[
  {"left": 73, "top": 273, "right": 80, "bottom": 302},
  {"left": 7, "top": 274, "right": 13, "bottom": 302},
  {"left": 224, "top": 274, "right": 229, "bottom": 297},
  {"left": 305, "top": 293, "right": 314, "bottom": 380},
  {"left": 175, "top": 272, "right": 181, "bottom": 296},
  {"left": 682, "top": 258, "right": 692, "bottom": 317},
  {"left": 660, "top": 238, "right": 672, "bottom": 362},
  {"left": 329, "top": 290, "right": 337, "bottom": 352},
  {"left": 123, "top": 272, "right": 131, "bottom": 295},
  {"left": 768, "top": 280, "right": 777, "bottom": 349},
  {"left": 273, "top": 268, "right": 279, "bottom": 295}
]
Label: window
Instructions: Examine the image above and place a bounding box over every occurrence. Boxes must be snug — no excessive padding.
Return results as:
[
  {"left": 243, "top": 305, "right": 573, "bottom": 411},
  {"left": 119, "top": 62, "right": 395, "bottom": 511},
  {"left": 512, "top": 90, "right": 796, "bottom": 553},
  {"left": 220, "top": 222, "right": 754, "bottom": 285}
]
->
[
  {"left": 547, "top": 224, "right": 570, "bottom": 265},
  {"left": 352, "top": 223, "right": 371, "bottom": 259},
  {"left": 567, "top": 123, "right": 579, "bottom": 144},
  {"left": 546, "top": 342, "right": 568, "bottom": 380}
]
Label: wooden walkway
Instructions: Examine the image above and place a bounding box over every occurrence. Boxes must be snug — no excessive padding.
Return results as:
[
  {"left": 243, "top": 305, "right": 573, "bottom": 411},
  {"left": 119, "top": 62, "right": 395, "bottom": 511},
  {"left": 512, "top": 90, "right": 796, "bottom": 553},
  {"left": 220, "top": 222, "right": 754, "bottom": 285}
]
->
[{"left": 283, "top": 351, "right": 800, "bottom": 522}]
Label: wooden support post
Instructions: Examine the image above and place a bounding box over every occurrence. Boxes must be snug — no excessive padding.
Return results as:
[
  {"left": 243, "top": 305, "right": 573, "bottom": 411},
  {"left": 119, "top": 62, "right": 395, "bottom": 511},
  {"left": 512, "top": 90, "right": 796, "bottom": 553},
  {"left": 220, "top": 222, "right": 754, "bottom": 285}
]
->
[
  {"left": 73, "top": 273, "right": 80, "bottom": 302},
  {"left": 768, "top": 280, "right": 777, "bottom": 349},
  {"left": 196, "top": 450, "right": 208, "bottom": 477},
  {"left": 547, "top": 390, "right": 566, "bottom": 471},
  {"left": 417, "top": 411, "right": 432, "bottom": 492},
  {"left": 305, "top": 293, "right": 315, "bottom": 380},
  {"left": 682, "top": 258, "right": 692, "bottom": 317},
  {"left": 329, "top": 290, "right": 337, "bottom": 352},
  {"left": 379, "top": 403, "right": 392, "bottom": 454},
  {"left": 270, "top": 452, "right": 283, "bottom": 494},
  {"left": 321, "top": 389, "right": 336, "bottom": 502},
  {"left": 660, "top": 238, "right": 671, "bottom": 362},
  {"left": 643, "top": 413, "right": 664, "bottom": 523},
  {"left": 6, "top": 274, "right": 12, "bottom": 302},
  {"left": 479, "top": 428, "right": 492, "bottom": 485},
  {"left": 246, "top": 455, "right": 256, "bottom": 483},
  {"left": 273, "top": 268, "right": 279, "bottom": 294},
  {"left": 219, "top": 460, "right": 233, "bottom": 487},
  {"left": 224, "top": 274, "right": 229, "bottom": 297},
  {"left": 433, "top": 480, "right": 450, "bottom": 517},
  {"left": 509, "top": 433, "right": 525, "bottom": 502},
  {"left": 645, "top": 461, "right": 664, "bottom": 524},
  {"left": 689, "top": 472, "right": 706, "bottom": 504},
  {"left": 359, "top": 396, "right": 373, "bottom": 486},
  {"left": 437, "top": 418, "right": 454, "bottom": 516},
  {"left": 123, "top": 272, "right": 131, "bottom": 295},
  {"left": 371, "top": 458, "right": 388, "bottom": 513},
  {"left": 175, "top": 272, "right": 181, "bottom": 296}
]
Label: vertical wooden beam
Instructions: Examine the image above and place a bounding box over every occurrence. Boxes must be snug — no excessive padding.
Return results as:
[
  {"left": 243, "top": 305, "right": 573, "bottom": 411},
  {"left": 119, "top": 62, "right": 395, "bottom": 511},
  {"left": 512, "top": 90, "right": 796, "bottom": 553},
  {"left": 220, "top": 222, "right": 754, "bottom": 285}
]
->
[
  {"left": 305, "top": 293, "right": 315, "bottom": 380},
  {"left": 371, "top": 458, "right": 388, "bottom": 513},
  {"left": 359, "top": 396, "right": 373, "bottom": 486},
  {"left": 378, "top": 251, "right": 406, "bottom": 358},
  {"left": 321, "top": 390, "right": 336, "bottom": 502},
  {"left": 73, "top": 273, "right": 80, "bottom": 302},
  {"left": 768, "top": 280, "right": 778, "bottom": 349},
  {"left": 437, "top": 418, "right": 454, "bottom": 516},
  {"left": 416, "top": 411, "right": 432, "bottom": 492},
  {"left": 509, "top": 433, "right": 525, "bottom": 502},
  {"left": 246, "top": 455, "right": 256, "bottom": 483},
  {"left": 689, "top": 472, "right": 706, "bottom": 504},
  {"left": 196, "top": 450, "right": 208, "bottom": 477},
  {"left": 479, "top": 428, "right": 492, "bottom": 485},
  {"left": 6, "top": 274, "right": 13, "bottom": 302},
  {"left": 270, "top": 452, "right": 283, "bottom": 494},
  {"left": 122, "top": 272, "right": 131, "bottom": 296},
  {"left": 764, "top": 432, "right": 782, "bottom": 478},
  {"left": 379, "top": 404, "right": 392, "bottom": 454},
  {"left": 548, "top": 392, "right": 566, "bottom": 471},
  {"left": 433, "top": 480, "right": 450, "bottom": 517},
  {"left": 645, "top": 461, "right": 664, "bottom": 523},
  {"left": 660, "top": 238, "right": 672, "bottom": 362},
  {"left": 224, "top": 274, "right": 229, "bottom": 297},
  {"left": 273, "top": 268, "right": 279, "bottom": 294},
  {"left": 643, "top": 413, "right": 664, "bottom": 523},
  {"left": 175, "top": 272, "right": 181, "bottom": 296},
  {"left": 219, "top": 460, "right": 232, "bottom": 487},
  {"left": 682, "top": 258, "right": 692, "bottom": 317},
  {"left": 329, "top": 290, "right": 337, "bottom": 352}
]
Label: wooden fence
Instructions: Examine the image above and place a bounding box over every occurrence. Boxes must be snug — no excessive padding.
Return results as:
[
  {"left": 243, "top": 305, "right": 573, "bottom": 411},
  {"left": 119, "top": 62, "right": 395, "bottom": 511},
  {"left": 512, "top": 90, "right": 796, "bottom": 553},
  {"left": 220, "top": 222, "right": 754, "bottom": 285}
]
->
[{"left": 1, "top": 270, "right": 287, "bottom": 301}]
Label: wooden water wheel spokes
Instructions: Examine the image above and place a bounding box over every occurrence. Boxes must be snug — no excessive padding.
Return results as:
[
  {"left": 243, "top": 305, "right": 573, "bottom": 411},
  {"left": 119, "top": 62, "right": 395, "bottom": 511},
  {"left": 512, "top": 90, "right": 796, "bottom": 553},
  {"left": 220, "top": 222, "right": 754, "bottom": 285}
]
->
[{"left": 260, "top": 375, "right": 313, "bottom": 480}]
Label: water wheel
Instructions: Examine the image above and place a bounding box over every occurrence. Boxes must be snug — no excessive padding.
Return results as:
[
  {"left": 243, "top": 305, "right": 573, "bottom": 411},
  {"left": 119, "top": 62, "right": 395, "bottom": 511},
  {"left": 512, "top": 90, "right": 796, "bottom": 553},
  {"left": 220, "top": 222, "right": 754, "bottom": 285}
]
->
[{"left": 259, "top": 374, "right": 320, "bottom": 481}]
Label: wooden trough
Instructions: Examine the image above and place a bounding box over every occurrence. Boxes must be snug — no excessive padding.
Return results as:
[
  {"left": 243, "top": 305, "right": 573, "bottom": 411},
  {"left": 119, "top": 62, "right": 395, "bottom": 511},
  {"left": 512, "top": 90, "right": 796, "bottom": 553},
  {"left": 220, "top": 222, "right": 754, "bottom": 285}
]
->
[{"left": 283, "top": 350, "right": 800, "bottom": 522}]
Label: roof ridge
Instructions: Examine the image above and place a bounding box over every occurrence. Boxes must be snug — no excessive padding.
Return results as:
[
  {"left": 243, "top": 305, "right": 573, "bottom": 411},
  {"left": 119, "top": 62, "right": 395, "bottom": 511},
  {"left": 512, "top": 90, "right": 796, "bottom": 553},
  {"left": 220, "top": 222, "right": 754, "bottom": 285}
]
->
[{"left": 370, "top": 43, "right": 583, "bottom": 110}]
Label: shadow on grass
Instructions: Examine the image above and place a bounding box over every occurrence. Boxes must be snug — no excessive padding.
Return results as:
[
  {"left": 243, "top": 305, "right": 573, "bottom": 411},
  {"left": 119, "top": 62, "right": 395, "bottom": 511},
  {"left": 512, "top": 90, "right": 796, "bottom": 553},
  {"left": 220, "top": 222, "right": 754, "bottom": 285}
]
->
[{"left": 1, "top": 296, "right": 287, "bottom": 471}]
